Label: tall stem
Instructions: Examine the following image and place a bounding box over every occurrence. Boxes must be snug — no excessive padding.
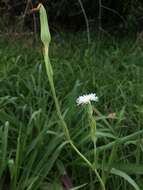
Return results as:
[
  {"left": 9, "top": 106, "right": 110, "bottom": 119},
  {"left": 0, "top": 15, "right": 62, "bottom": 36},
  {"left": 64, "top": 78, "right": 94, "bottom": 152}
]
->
[
  {"left": 94, "top": 169, "right": 106, "bottom": 190},
  {"left": 37, "top": 4, "right": 106, "bottom": 190},
  {"left": 70, "top": 142, "right": 105, "bottom": 190}
]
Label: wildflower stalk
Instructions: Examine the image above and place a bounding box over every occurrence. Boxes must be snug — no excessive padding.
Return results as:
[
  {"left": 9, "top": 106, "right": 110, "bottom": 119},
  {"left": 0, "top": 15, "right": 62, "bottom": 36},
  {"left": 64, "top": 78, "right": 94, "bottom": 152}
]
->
[
  {"left": 37, "top": 3, "right": 70, "bottom": 140},
  {"left": 44, "top": 50, "right": 70, "bottom": 140},
  {"left": 36, "top": 4, "right": 105, "bottom": 190},
  {"left": 70, "top": 141, "right": 105, "bottom": 190},
  {"left": 87, "top": 103, "right": 105, "bottom": 190},
  {"left": 87, "top": 103, "right": 97, "bottom": 164}
]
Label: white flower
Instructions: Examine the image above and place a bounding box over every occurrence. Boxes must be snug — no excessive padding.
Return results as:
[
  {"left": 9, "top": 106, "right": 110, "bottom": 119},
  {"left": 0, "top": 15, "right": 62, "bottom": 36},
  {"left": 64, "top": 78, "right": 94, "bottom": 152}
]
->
[{"left": 76, "top": 93, "right": 98, "bottom": 105}]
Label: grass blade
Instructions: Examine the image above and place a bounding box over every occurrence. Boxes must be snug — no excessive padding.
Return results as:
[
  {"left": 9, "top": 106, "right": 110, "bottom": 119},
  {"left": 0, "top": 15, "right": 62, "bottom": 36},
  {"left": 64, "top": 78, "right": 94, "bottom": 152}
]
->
[{"left": 111, "top": 168, "right": 140, "bottom": 190}]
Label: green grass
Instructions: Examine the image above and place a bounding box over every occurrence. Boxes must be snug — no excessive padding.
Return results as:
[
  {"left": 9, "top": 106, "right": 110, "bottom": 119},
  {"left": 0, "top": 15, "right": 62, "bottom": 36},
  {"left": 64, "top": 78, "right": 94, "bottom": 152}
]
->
[{"left": 0, "top": 33, "right": 143, "bottom": 189}]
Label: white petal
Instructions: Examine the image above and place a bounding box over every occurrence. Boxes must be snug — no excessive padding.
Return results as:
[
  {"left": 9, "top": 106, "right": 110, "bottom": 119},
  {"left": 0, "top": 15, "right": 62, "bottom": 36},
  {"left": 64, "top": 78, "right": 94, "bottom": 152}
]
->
[{"left": 76, "top": 93, "right": 98, "bottom": 105}]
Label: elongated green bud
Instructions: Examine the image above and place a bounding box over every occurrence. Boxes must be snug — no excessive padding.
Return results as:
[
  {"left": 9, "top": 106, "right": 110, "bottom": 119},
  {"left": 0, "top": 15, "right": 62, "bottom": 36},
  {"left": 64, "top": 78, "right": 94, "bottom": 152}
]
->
[{"left": 39, "top": 4, "right": 51, "bottom": 48}]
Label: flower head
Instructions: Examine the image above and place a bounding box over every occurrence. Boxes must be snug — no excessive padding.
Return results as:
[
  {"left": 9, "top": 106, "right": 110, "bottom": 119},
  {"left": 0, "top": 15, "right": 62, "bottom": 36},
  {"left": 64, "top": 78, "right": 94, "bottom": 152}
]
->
[{"left": 76, "top": 93, "right": 98, "bottom": 105}]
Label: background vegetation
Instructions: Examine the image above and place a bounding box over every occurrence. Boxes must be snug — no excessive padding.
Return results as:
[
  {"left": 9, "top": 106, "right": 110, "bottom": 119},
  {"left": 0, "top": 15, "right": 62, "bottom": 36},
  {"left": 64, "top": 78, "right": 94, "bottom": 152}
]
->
[
  {"left": 1, "top": 0, "right": 143, "bottom": 32},
  {"left": 1, "top": 1, "right": 143, "bottom": 190},
  {"left": 0, "top": 33, "right": 143, "bottom": 189}
]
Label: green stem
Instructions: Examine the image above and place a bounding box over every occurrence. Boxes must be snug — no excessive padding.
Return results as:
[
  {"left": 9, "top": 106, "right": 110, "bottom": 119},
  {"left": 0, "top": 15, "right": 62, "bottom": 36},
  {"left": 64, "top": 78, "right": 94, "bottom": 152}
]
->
[
  {"left": 70, "top": 141, "right": 93, "bottom": 168},
  {"left": 38, "top": 4, "right": 105, "bottom": 189},
  {"left": 93, "top": 140, "right": 96, "bottom": 165},
  {"left": 44, "top": 52, "right": 70, "bottom": 140},
  {"left": 87, "top": 104, "right": 97, "bottom": 164},
  {"left": 70, "top": 141, "right": 106, "bottom": 190},
  {"left": 44, "top": 43, "right": 105, "bottom": 190},
  {"left": 94, "top": 169, "right": 106, "bottom": 190}
]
